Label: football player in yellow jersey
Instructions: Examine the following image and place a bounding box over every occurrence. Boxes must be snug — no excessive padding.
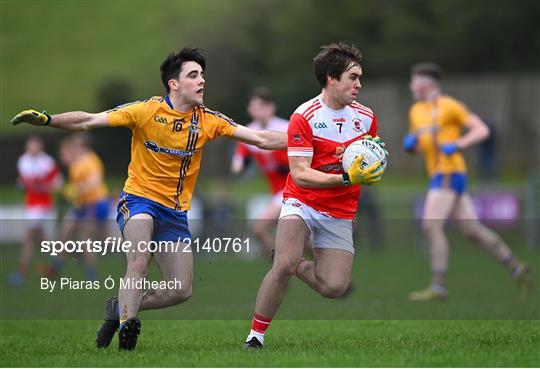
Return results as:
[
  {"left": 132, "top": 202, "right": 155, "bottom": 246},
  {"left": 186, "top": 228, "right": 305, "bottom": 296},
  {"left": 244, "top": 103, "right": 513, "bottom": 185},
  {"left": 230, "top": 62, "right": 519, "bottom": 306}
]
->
[
  {"left": 403, "top": 62, "right": 531, "bottom": 301},
  {"left": 10, "top": 48, "right": 286, "bottom": 350},
  {"left": 38, "top": 134, "right": 110, "bottom": 281}
]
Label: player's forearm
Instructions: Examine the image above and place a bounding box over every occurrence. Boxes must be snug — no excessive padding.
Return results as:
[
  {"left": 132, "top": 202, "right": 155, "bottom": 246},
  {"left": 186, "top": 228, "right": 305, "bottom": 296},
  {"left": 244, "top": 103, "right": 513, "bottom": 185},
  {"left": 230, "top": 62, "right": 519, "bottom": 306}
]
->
[
  {"left": 257, "top": 130, "right": 287, "bottom": 150},
  {"left": 49, "top": 111, "right": 101, "bottom": 131},
  {"left": 456, "top": 115, "right": 490, "bottom": 149},
  {"left": 291, "top": 167, "right": 343, "bottom": 188}
]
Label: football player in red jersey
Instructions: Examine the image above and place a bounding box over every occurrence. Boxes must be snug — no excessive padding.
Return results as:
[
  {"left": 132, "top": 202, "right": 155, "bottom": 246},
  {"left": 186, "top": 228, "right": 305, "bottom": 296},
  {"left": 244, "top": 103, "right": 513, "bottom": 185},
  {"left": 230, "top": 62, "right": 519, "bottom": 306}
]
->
[
  {"left": 7, "top": 136, "right": 63, "bottom": 286},
  {"left": 231, "top": 88, "right": 289, "bottom": 258},
  {"left": 243, "top": 43, "right": 386, "bottom": 349}
]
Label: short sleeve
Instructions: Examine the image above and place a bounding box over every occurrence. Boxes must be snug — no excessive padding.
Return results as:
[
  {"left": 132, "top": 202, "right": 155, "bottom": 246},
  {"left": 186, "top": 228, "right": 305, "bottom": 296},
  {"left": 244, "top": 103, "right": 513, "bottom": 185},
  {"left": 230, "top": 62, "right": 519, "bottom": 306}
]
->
[
  {"left": 287, "top": 113, "right": 313, "bottom": 157},
  {"left": 367, "top": 114, "right": 378, "bottom": 137},
  {"left": 107, "top": 100, "right": 147, "bottom": 129},
  {"left": 204, "top": 110, "right": 238, "bottom": 141},
  {"left": 448, "top": 98, "right": 471, "bottom": 126}
]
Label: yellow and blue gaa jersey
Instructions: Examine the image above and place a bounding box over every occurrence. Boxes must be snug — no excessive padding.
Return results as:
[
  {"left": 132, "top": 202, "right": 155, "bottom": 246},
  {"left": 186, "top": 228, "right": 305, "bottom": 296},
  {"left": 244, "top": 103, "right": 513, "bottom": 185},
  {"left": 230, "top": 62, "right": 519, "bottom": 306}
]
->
[
  {"left": 409, "top": 95, "right": 471, "bottom": 176},
  {"left": 69, "top": 151, "right": 109, "bottom": 206},
  {"left": 107, "top": 96, "right": 237, "bottom": 210}
]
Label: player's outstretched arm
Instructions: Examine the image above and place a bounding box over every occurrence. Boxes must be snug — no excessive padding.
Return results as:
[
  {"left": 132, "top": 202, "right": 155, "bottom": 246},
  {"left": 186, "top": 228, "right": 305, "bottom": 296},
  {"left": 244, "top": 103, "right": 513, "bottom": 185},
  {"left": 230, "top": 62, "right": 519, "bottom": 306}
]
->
[
  {"left": 232, "top": 125, "right": 287, "bottom": 150},
  {"left": 11, "top": 110, "right": 109, "bottom": 131}
]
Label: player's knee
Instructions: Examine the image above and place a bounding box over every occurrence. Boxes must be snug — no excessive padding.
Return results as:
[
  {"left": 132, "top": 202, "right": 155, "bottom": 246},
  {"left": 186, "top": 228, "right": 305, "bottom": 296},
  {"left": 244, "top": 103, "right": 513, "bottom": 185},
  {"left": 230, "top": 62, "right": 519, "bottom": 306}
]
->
[
  {"left": 126, "top": 258, "right": 149, "bottom": 277},
  {"left": 169, "top": 286, "right": 192, "bottom": 305},
  {"left": 271, "top": 260, "right": 297, "bottom": 279},
  {"left": 320, "top": 280, "right": 349, "bottom": 299},
  {"left": 422, "top": 219, "right": 443, "bottom": 235},
  {"left": 457, "top": 222, "right": 478, "bottom": 239}
]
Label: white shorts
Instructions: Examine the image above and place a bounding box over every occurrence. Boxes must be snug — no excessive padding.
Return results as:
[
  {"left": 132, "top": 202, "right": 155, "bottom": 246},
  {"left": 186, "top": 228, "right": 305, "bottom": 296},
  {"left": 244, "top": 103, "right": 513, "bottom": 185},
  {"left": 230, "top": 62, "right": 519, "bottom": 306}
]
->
[
  {"left": 279, "top": 198, "right": 354, "bottom": 254},
  {"left": 26, "top": 206, "right": 55, "bottom": 229}
]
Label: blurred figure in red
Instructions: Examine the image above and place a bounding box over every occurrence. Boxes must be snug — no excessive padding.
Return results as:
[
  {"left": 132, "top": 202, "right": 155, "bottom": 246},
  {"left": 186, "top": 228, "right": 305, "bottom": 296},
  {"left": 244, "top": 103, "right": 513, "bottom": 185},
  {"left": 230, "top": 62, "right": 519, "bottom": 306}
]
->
[
  {"left": 231, "top": 88, "right": 289, "bottom": 258},
  {"left": 7, "top": 136, "right": 63, "bottom": 286}
]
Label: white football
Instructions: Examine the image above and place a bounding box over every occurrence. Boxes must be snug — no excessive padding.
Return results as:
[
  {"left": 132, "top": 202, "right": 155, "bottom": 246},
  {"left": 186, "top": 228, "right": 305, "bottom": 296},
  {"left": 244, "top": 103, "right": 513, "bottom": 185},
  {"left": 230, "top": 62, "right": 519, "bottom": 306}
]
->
[{"left": 342, "top": 139, "right": 388, "bottom": 173}]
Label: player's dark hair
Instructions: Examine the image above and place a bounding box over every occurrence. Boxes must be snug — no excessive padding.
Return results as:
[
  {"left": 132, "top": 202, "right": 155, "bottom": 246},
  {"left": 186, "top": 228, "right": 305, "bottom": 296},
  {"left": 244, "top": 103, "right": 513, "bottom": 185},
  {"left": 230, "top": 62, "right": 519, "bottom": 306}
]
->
[
  {"left": 411, "top": 62, "right": 443, "bottom": 80},
  {"left": 250, "top": 87, "right": 275, "bottom": 104},
  {"left": 160, "top": 48, "right": 206, "bottom": 94},
  {"left": 313, "top": 42, "right": 362, "bottom": 88}
]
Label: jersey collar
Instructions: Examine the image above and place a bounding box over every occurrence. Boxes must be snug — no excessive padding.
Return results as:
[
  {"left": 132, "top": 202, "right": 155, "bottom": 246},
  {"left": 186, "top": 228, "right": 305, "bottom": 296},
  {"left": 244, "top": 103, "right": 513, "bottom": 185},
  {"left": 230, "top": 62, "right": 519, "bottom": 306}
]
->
[{"left": 164, "top": 95, "right": 174, "bottom": 110}]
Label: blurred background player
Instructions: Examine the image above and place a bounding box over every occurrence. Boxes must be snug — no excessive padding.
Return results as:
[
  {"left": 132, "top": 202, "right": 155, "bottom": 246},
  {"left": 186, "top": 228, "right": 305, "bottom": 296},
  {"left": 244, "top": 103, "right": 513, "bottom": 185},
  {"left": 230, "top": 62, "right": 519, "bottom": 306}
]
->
[
  {"left": 39, "top": 133, "right": 110, "bottom": 281},
  {"left": 403, "top": 62, "right": 532, "bottom": 301},
  {"left": 6, "top": 136, "right": 62, "bottom": 286},
  {"left": 231, "top": 88, "right": 289, "bottom": 259}
]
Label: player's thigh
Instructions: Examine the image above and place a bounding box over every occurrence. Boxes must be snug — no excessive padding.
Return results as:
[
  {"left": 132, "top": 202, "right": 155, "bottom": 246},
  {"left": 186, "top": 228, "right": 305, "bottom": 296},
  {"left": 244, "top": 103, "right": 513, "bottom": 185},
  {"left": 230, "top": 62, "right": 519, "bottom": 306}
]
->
[
  {"left": 274, "top": 215, "right": 310, "bottom": 270},
  {"left": 451, "top": 193, "right": 481, "bottom": 233},
  {"left": 313, "top": 248, "right": 354, "bottom": 287},
  {"left": 422, "top": 188, "right": 458, "bottom": 230},
  {"left": 123, "top": 213, "right": 153, "bottom": 270}
]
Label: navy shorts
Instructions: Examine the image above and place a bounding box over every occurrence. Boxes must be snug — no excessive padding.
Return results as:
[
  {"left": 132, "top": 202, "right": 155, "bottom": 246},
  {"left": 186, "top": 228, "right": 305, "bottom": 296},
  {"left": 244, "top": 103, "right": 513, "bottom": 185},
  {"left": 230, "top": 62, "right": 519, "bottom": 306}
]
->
[
  {"left": 430, "top": 173, "right": 468, "bottom": 194},
  {"left": 116, "top": 192, "right": 191, "bottom": 242},
  {"left": 72, "top": 199, "right": 110, "bottom": 220}
]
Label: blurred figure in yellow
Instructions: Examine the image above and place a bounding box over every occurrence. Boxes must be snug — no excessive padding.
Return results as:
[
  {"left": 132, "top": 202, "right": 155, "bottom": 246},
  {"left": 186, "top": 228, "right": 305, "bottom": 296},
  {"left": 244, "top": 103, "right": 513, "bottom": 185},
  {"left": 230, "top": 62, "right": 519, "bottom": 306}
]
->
[
  {"left": 6, "top": 136, "right": 63, "bottom": 287},
  {"left": 403, "top": 62, "right": 532, "bottom": 301},
  {"left": 40, "top": 134, "right": 110, "bottom": 281}
]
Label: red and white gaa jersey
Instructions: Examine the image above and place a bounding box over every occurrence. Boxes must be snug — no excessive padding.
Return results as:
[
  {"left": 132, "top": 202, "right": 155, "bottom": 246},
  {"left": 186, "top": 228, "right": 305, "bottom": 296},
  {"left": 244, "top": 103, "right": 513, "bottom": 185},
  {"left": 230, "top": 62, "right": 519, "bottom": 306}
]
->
[
  {"left": 284, "top": 95, "right": 378, "bottom": 219},
  {"left": 17, "top": 152, "right": 59, "bottom": 208},
  {"left": 233, "top": 117, "right": 290, "bottom": 195}
]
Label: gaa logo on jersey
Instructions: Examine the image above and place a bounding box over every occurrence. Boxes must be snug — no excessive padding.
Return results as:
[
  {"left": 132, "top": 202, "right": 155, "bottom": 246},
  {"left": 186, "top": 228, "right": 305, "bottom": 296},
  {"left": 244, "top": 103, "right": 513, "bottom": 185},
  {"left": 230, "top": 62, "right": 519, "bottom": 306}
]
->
[
  {"left": 153, "top": 115, "right": 168, "bottom": 124},
  {"left": 313, "top": 122, "right": 328, "bottom": 129},
  {"left": 352, "top": 118, "right": 363, "bottom": 132}
]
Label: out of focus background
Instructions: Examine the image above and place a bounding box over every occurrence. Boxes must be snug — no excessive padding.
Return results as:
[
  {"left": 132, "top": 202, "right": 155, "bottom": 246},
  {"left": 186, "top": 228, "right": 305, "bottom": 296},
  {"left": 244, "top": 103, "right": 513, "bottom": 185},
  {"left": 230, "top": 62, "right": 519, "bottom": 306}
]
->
[{"left": 1, "top": 0, "right": 539, "bottom": 321}]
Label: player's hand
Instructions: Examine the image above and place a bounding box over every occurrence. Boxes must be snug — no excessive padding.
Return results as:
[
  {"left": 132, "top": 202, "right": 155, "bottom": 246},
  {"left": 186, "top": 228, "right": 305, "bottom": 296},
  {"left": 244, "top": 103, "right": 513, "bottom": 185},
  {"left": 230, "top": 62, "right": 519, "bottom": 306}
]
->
[
  {"left": 402, "top": 134, "right": 418, "bottom": 152},
  {"left": 345, "top": 155, "right": 384, "bottom": 185},
  {"left": 440, "top": 143, "right": 458, "bottom": 155},
  {"left": 363, "top": 135, "right": 389, "bottom": 157},
  {"left": 10, "top": 109, "right": 52, "bottom": 126}
]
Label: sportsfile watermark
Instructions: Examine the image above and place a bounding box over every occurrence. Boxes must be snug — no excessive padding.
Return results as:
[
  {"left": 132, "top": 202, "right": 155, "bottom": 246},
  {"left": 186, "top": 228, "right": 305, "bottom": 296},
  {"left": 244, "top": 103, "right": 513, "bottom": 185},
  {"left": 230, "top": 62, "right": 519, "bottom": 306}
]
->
[{"left": 40, "top": 237, "right": 251, "bottom": 256}]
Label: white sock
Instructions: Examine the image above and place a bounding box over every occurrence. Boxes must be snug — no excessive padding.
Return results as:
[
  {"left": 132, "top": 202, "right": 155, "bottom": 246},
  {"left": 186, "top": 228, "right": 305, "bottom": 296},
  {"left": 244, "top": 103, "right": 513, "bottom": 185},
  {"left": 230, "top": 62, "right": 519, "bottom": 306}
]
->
[{"left": 246, "top": 329, "right": 265, "bottom": 344}]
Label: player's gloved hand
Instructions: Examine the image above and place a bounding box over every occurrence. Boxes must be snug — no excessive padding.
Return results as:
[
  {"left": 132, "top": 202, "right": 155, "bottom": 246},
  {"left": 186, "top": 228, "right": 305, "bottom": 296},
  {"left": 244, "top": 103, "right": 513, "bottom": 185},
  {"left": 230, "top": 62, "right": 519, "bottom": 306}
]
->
[
  {"left": 10, "top": 109, "right": 52, "bottom": 126},
  {"left": 441, "top": 143, "right": 458, "bottom": 155},
  {"left": 343, "top": 155, "right": 384, "bottom": 186},
  {"left": 363, "top": 135, "right": 389, "bottom": 157},
  {"left": 402, "top": 134, "right": 418, "bottom": 152}
]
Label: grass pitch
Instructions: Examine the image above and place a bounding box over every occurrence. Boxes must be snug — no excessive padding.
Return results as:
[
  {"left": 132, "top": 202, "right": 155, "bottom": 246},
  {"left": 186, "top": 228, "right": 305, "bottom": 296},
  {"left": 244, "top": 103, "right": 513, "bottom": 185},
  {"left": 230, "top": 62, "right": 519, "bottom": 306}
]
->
[
  {"left": 1, "top": 320, "right": 538, "bottom": 367},
  {"left": 1, "top": 226, "right": 539, "bottom": 366}
]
